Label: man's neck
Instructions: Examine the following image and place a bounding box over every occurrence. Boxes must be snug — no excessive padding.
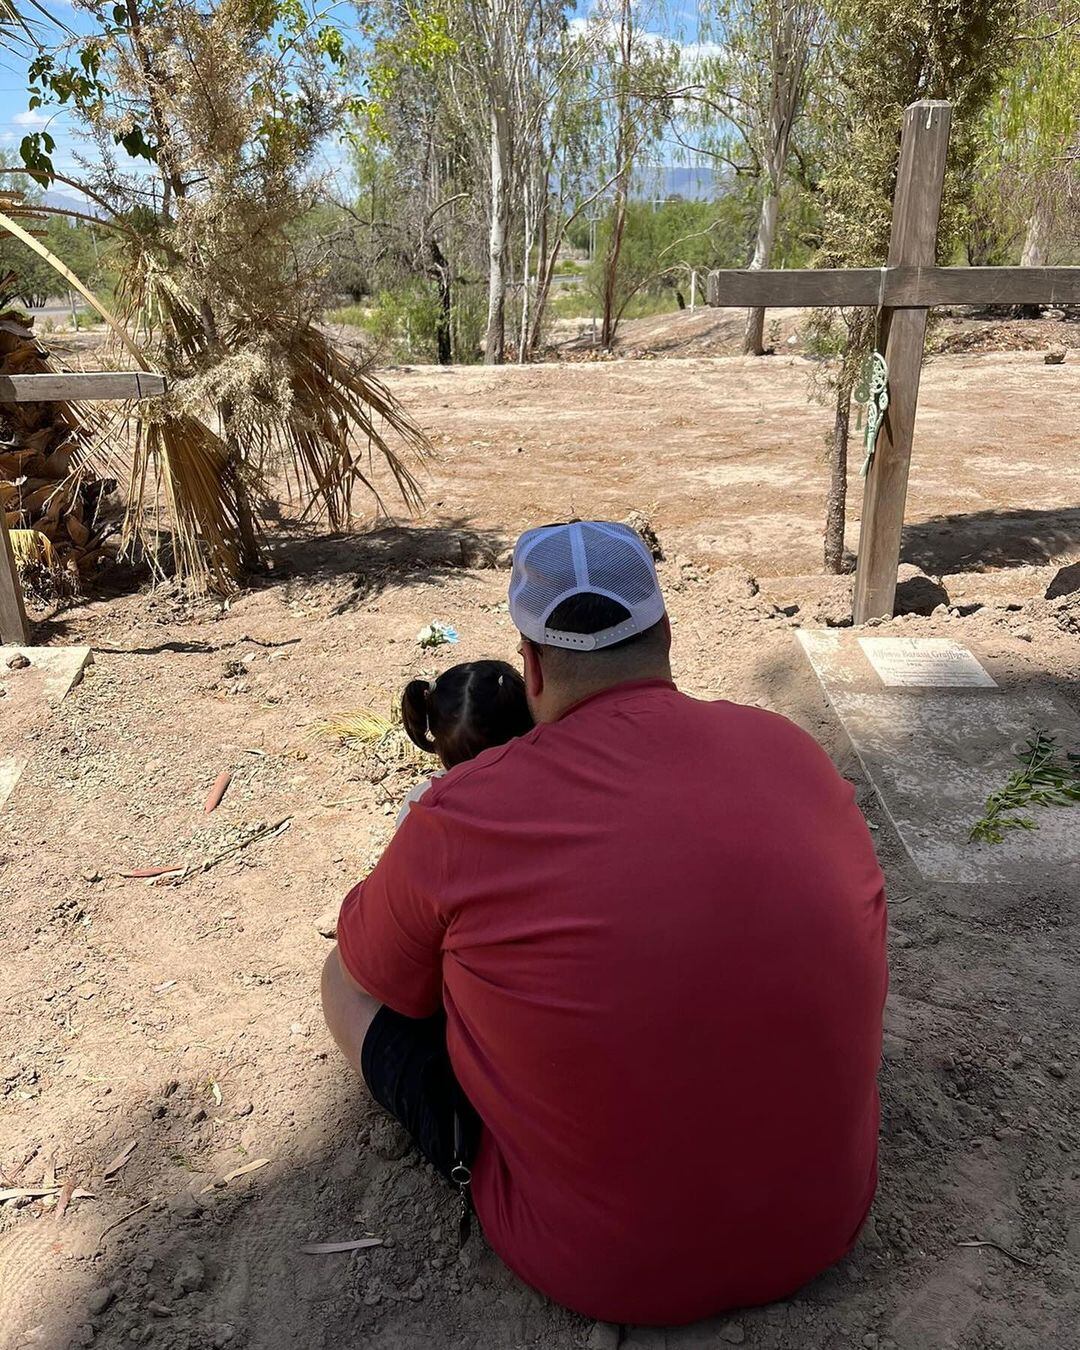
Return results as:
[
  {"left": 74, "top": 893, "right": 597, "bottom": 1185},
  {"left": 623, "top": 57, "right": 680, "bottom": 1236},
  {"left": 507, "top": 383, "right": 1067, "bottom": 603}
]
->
[{"left": 542, "top": 665, "right": 674, "bottom": 723}]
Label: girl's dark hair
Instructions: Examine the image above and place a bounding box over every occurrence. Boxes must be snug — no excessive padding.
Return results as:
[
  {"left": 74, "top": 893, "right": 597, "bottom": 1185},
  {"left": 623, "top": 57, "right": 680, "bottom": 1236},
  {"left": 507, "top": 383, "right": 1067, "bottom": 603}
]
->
[{"left": 400, "top": 660, "right": 534, "bottom": 769}]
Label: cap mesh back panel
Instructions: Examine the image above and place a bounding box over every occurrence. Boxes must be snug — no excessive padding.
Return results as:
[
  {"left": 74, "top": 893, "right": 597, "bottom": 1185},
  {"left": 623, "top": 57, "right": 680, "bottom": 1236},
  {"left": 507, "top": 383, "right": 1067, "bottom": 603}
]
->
[
  {"left": 515, "top": 529, "right": 576, "bottom": 624},
  {"left": 581, "top": 523, "right": 657, "bottom": 604}
]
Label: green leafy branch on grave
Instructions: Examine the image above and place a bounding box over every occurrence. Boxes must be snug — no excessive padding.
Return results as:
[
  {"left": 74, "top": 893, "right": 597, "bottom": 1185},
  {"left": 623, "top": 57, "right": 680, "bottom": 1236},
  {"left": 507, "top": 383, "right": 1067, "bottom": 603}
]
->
[{"left": 969, "top": 731, "right": 1080, "bottom": 845}]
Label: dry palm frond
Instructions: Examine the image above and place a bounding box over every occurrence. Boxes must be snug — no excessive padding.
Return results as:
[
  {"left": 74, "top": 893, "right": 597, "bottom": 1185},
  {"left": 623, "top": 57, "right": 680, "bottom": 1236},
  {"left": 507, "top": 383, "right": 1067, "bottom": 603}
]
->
[
  {"left": 315, "top": 709, "right": 397, "bottom": 744},
  {"left": 9, "top": 527, "right": 58, "bottom": 571},
  {"left": 313, "top": 708, "right": 425, "bottom": 764},
  {"left": 8, "top": 526, "right": 69, "bottom": 601},
  {"left": 274, "top": 320, "right": 427, "bottom": 527},
  {"left": 124, "top": 416, "right": 242, "bottom": 592},
  {"left": 113, "top": 259, "right": 429, "bottom": 584},
  {"left": 0, "top": 213, "right": 254, "bottom": 594}
]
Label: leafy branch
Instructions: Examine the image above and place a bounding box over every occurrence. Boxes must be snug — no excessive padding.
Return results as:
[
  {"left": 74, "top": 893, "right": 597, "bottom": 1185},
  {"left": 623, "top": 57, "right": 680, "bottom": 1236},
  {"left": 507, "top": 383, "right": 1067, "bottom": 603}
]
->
[{"left": 969, "top": 730, "right": 1080, "bottom": 845}]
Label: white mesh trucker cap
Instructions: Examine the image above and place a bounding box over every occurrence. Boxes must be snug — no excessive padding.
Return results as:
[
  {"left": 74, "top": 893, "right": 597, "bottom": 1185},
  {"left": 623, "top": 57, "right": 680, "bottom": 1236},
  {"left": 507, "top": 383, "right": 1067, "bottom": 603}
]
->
[{"left": 508, "top": 521, "right": 666, "bottom": 651}]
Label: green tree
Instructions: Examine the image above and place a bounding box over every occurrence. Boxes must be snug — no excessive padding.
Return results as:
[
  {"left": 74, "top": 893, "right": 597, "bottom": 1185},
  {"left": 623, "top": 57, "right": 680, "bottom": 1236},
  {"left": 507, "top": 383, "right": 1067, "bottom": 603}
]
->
[
  {"left": 351, "top": 4, "right": 482, "bottom": 364},
  {"left": 429, "top": 0, "right": 570, "bottom": 363},
  {"left": 695, "top": 0, "right": 824, "bottom": 354},
  {"left": 971, "top": 2, "right": 1080, "bottom": 282},
  {"left": 589, "top": 0, "right": 678, "bottom": 348},
  {"left": 810, "top": 0, "right": 1018, "bottom": 574},
  {"left": 518, "top": 15, "right": 605, "bottom": 358},
  {"left": 585, "top": 197, "right": 737, "bottom": 325}
]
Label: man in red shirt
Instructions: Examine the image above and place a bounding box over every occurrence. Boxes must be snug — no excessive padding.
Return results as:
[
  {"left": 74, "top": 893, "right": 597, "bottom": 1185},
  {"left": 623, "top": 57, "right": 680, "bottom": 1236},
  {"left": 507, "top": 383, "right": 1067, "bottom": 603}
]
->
[{"left": 322, "top": 521, "right": 887, "bottom": 1325}]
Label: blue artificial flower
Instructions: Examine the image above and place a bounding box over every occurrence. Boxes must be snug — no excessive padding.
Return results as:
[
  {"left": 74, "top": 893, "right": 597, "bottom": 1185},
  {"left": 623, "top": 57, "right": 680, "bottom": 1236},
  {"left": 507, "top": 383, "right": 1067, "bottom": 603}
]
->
[{"left": 416, "top": 622, "right": 460, "bottom": 649}]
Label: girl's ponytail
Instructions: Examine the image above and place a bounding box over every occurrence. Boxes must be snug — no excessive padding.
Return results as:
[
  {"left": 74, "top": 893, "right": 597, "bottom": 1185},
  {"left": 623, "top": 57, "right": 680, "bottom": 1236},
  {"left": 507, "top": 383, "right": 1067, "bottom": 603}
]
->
[{"left": 401, "top": 679, "right": 437, "bottom": 754}]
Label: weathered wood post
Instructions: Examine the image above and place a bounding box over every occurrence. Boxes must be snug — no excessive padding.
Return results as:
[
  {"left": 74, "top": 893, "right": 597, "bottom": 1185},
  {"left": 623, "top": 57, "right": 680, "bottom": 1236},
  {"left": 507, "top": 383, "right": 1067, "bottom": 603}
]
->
[
  {"left": 851, "top": 101, "right": 952, "bottom": 624},
  {"left": 0, "top": 510, "right": 30, "bottom": 644}
]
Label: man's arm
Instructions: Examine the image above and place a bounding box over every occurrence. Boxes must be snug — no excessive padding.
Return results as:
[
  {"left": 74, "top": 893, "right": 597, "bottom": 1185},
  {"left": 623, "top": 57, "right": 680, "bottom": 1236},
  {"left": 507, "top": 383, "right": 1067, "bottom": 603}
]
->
[
  {"left": 321, "top": 802, "right": 448, "bottom": 1071},
  {"left": 321, "top": 947, "right": 380, "bottom": 1076}
]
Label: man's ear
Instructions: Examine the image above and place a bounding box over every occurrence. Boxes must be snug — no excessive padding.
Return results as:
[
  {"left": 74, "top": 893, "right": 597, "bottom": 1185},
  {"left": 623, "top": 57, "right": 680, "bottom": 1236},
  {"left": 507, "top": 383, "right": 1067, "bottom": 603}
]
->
[
  {"left": 660, "top": 613, "right": 673, "bottom": 651},
  {"left": 521, "top": 639, "right": 544, "bottom": 701}
]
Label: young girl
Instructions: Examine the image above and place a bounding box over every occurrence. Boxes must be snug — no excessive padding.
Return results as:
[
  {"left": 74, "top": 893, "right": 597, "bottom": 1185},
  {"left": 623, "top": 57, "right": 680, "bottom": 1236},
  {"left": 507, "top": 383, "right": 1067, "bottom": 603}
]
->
[{"left": 397, "top": 660, "right": 533, "bottom": 825}]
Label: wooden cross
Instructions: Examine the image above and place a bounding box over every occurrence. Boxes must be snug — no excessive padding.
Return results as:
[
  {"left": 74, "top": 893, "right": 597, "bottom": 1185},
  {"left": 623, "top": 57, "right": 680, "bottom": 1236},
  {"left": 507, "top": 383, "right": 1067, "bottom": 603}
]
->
[
  {"left": 0, "top": 370, "right": 166, "bottom": 645},
  {"left": 706, "top": 99, "right": 1080, "bottom": 624}
]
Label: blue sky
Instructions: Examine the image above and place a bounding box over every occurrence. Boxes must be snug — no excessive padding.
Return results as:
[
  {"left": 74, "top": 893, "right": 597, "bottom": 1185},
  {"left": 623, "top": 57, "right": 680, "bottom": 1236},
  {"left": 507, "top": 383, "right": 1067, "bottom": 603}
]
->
[{"left": 0, "top": 0, "right": 712, "bottom": 196}]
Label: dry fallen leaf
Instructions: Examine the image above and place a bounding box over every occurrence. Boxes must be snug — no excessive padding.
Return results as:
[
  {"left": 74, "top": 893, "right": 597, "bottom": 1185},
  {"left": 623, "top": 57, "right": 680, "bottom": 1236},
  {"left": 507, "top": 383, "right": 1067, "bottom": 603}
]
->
[
  {"left": 103, "top": 1140, "right": 136, "bottom": 1178},
  {"left": 299, "top": 1238, "right": 383, "bottom": 1255},
  {"left": 204, "top": 770, "right": 232, "bottom": 813},
  {"left": 199, "top": 1157, "right": 270, "bottom": 1193},
  {"left": 210, "top": 1081, "right": 223, "bottom": 1107},
  {"left": 55, "top": 1177, "right": 75, "bottom": 1220},
  {"left": 0, "top": 1186, "right": 61, "bottom": 1201}
]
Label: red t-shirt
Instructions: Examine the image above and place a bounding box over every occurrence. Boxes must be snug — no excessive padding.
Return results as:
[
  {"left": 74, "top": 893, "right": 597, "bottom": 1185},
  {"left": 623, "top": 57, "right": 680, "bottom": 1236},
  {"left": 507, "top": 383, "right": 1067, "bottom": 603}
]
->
[{"left": 338, "top": 680, "right": 887, "bottom": 1325}]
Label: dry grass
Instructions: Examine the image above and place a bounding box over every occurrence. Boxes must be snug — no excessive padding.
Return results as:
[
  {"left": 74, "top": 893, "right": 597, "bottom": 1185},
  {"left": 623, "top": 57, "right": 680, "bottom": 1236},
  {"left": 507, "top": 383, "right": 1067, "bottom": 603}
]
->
[{"left": 312, "top": 707, "right": 426, "bottom": 765}]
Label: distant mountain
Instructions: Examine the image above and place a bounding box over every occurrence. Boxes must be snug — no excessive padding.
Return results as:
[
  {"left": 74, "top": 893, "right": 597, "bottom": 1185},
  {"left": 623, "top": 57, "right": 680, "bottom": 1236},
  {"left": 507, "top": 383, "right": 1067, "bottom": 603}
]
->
[
  {"left": 43, "top": 188, "right": 99, "bottom": 215},
  {"left": 631, "top": 164, "right": 721, "bottom": 202}
]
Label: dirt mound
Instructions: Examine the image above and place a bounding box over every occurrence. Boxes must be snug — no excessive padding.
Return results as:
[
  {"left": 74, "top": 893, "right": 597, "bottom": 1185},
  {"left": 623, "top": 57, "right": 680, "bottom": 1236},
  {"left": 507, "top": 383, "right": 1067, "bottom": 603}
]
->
[
  {"left": 551, "top": 305, "right": 806, "bottom": 359},
  {"left": 932, "top": 316, "right": 1080, "bottom": 356}
]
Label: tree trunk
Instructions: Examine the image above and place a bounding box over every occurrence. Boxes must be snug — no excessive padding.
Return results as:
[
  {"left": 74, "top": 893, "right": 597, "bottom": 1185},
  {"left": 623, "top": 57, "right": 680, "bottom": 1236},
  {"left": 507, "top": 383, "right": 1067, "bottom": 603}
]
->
[
  {"left": 743, "top": 188, "right": 780, "bottom": 355},
  {"left": 230, "top": 465, "right": 261, "bottom": 573},
  {"left": 525, "top": 198, "right": 550, "bottom": 358},
  {"left": 519, "top": 188, "right": 532, "bottom": 365},
  {"left": 485, "top": 107, "right": 509, "bottom": 366},
  {"left": 1016, "top": 198, "right": 1053, "bottom": 319},
  {"left": 823, "top": 381, "right": 851, "bottom": 574},
  {"left": 428, "top": 237, "right": 452, "bottom": 366},
  {"left": 1021, "top": 197, "right": 1052, "bottom": 267},
  {"left": 600, "top": 187, "right": 628, "bottom": 349},
  {"left": 198, "top": 297, "right": 260, "bottom": 574},
  {"left": 436, "top": 279, "right": 452, "bottom": 366},
  {"left": 601, "top": 0, "right": 633, "bottom": 351}
]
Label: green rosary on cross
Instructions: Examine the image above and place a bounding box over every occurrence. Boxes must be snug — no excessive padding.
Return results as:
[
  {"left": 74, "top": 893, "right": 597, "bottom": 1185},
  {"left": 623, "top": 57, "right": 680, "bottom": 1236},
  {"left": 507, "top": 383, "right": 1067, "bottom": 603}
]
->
[{"left": 854, "top": 349, "right": 889, "bottom": 477}]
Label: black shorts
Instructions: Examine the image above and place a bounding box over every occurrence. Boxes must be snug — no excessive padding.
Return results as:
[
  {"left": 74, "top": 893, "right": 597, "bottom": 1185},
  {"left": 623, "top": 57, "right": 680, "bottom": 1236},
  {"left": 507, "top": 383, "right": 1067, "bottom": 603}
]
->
[{"left": 360, "top": 1006, "right": 481, "bottom": 1181}]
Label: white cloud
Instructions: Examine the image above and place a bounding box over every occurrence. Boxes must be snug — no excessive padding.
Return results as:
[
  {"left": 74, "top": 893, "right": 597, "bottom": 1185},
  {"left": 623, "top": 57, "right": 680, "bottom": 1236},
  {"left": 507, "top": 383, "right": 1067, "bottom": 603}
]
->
[
  {"left": 566, "top": 15, "right": 722, "bottom": 65},
  {"left": 678, "top": 41, "right": 725, "bottom": 66},
  {"left": 13, "top": 109, "right": 50, "bottom": 130}
]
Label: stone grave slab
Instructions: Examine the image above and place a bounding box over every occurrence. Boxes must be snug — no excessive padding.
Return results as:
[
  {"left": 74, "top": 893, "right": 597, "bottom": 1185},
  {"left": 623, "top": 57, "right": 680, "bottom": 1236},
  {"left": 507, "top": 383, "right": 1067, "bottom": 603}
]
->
[
  {"left": 857, "top": 635, "right": 998, "bottom": 688},
  {"left": 0, "top": 646, "right": 92, "bottom": 809},
  {"left": 797, "top": 630, "right": 1080, "bottom": 883}
]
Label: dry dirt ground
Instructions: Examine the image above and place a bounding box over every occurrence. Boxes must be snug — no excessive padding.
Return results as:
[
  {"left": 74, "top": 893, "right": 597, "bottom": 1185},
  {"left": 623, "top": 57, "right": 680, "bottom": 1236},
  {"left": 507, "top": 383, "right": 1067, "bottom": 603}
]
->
[{"left": 2, "top": 316, "right": 1080, "bottom": 1350}]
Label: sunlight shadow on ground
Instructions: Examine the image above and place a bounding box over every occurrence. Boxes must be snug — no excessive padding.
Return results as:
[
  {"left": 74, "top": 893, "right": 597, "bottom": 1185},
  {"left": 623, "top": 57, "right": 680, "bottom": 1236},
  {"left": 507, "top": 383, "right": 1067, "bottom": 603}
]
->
[
  {"left": 902, "top": 506, "right": 1080, "bottom": 574},
  {"left": 8, "top": 1073, "right": 582, "bottom": 1350},
  {"left": 265, "top": 520, "right": 511, "bottom": 613}
]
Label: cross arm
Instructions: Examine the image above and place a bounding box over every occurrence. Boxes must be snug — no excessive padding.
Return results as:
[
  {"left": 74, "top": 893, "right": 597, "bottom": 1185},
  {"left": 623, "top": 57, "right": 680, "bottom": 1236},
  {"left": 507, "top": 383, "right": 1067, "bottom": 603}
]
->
[
  {"left": 0, "top": 371, "right": 166, "bottom": 402},
  {"left": 706, "top": 265, "right": 1080, "bottom": 309}
]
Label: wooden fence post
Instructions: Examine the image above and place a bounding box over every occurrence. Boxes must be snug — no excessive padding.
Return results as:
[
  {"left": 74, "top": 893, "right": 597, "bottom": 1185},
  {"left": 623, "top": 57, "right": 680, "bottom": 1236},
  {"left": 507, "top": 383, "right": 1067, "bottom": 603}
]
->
[{"left": 0, "top": 510, "right": 30, "bottom": 645}]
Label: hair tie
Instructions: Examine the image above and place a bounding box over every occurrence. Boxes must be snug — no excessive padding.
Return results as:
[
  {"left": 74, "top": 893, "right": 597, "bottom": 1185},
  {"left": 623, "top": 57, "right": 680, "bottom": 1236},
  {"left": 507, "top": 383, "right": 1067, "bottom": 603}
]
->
[{"left": 497, "top": 674, "right": 504, "bottom": 686}]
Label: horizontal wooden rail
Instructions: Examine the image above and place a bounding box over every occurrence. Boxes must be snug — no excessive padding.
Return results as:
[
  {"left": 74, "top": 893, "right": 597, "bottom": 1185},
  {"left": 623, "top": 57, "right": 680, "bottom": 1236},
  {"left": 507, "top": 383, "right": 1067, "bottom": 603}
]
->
[
  {"left": 0, "top": 371, "right": 166, "bottom": 403},
  {"left": 705, "top": 265, "right": 1080, "bottom": 309}
]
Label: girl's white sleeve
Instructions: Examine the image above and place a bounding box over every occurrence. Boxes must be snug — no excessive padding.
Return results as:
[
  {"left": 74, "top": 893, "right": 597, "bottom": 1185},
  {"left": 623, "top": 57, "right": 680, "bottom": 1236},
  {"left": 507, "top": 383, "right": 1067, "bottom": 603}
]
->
[{"left": 394, "top": 775, "right": 439, "bottom": 830}]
